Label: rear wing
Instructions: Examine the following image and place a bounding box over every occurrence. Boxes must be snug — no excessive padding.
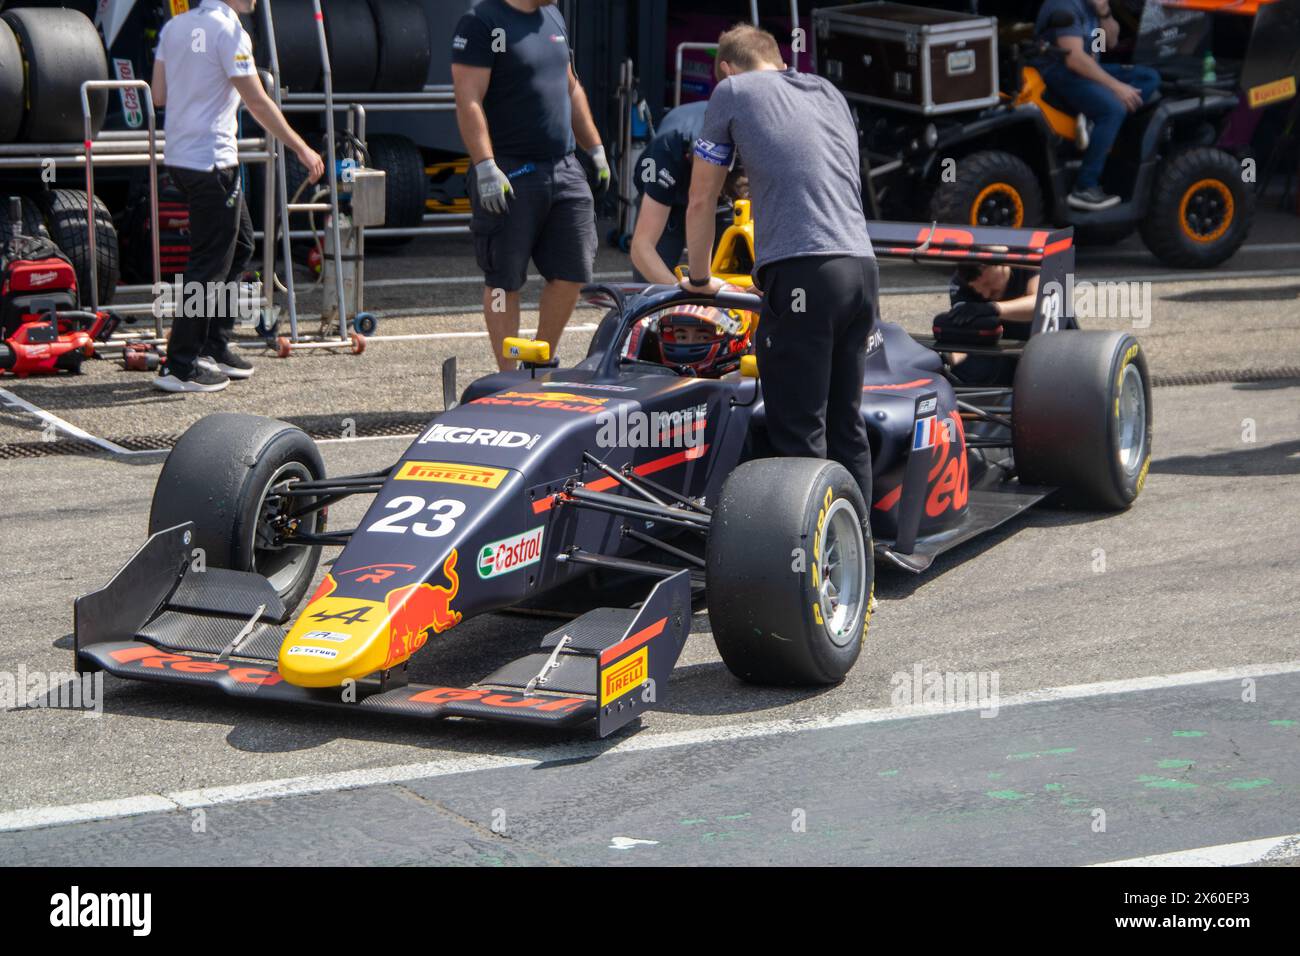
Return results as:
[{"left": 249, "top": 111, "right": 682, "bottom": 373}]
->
[{"left": 868, "top": 220, "right": 1078, "bottom": 335}]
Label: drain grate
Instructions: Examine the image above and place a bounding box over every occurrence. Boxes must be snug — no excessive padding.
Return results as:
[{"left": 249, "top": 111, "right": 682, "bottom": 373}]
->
[
  {"left": 0, "top": 411, "right": 432, "bottom": 460},
  {"left": 3, "top": 367, "right": 1299, "bottom": 461}
]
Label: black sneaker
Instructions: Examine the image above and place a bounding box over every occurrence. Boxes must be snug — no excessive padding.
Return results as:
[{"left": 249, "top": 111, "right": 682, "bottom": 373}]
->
[
  {"left": 153, "top": 365, "right": 230, "bottom": 393},
  {"left": 198, "top": 349, "right": 255, "bottom": 380},
  {"left": 1067, "top": 187, "right": 1122, "bottom": 211}
]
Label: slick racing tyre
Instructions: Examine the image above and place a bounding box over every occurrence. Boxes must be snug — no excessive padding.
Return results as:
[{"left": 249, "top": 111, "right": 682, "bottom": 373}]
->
[
  {"left": 321, "top": 0, "right": 378, "bottom": 92},
  {"left": 707, "top": 458, "right": 873, "bottom": 685},
  {"left": 149, "top": 414, "right": 325, "bottom": 612},
  {"left": 1140, "top": 147, "right": 1254, "bottom": 268},
  {"left": 2, "top": 6, "right": 108, "bottom": 142},
  {"left": 0, "top": 18, "right": 22, "bottom": 143},
  {"left": 930, "top": 150, "right": 1045, "bottom": 228},
  {"left": 1013, "top": 330, "right": 1152, "bottom": 510},
  {"left": 367, "top": 0, "right": 431, "bottom": 92}
]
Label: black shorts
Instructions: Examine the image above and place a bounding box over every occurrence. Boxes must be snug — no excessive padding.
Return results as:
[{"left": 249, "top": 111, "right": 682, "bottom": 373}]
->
[{"left": 469, "top": 153, "right": 596, "bottom": 291}]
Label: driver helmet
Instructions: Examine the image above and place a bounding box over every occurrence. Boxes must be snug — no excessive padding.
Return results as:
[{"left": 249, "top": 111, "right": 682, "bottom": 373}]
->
[{"left": 625, "top": 304, "right": 755, "bottom": 377}]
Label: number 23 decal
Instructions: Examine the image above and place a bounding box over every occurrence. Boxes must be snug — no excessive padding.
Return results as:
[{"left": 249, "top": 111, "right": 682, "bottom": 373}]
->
[{"left": 367, "top": 496, "right": 466, "bottom": 537}]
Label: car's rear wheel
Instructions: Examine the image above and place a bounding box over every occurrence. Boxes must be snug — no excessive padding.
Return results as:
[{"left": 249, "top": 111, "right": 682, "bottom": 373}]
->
[
  {"left": 149, "top": 413, "right": 325, "bottom": 612},
  {"left": 707, "top": 458, "right": 873, "bottom": 685},
  {"left": 1013, "top": 330, "right": 1152, "bottom": 509}
]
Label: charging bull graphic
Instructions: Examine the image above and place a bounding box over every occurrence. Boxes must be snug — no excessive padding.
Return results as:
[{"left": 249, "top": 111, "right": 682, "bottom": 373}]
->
[{"left": 383, "top": 550, "right": 462, "bottom": 667}]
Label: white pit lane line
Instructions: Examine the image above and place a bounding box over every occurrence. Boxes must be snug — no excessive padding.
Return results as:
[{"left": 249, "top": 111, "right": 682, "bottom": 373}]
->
[
  {"left": 1091, "top": 833, "right": 1300, "bottom": 868},
  {"left": 2, "top": 659, "right": 1298, "bottom": 837}
]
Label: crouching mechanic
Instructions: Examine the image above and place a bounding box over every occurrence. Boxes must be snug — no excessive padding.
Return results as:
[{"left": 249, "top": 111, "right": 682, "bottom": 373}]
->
[
  {"left": 934, "top": 262, "right": 1040, "bottom": 385},
  {"left": 680, "top": 24, "right": 877, "bottom": 503},
  {"left": 451, "top": 0, "right": 609, "bottom": 372},
  {"left": 630, "top": 83, "right": 748, "bottom": 284}
]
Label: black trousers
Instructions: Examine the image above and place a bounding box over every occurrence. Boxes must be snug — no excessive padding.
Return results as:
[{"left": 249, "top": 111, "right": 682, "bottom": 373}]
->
[
  {"left": 166, "top": 164, "right": 254, "bottom": 377},
  {"left": 754, "top": 255, "right": 878, "bottom": 502}
]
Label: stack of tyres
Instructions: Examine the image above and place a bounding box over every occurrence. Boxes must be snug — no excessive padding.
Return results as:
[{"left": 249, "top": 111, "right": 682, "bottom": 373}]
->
[{"left": 249, "top": 0, "right": 431, "bottom": 93}]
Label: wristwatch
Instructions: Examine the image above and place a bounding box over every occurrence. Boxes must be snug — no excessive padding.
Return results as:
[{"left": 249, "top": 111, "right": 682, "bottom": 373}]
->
[{"left": 688, "top": 274, "right": 710, "bottom": 286}]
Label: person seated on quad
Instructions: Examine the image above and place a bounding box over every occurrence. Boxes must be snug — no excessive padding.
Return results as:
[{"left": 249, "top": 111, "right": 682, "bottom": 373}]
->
[
  {"left": 935, "top": 263, "right": 1040, "bottom": 385},
  {"left": 622, "top": 303, "right": 754, "bottom": 377},
  {"left": 1035, "top": 0, "right": 1161, "bottom": 211}
]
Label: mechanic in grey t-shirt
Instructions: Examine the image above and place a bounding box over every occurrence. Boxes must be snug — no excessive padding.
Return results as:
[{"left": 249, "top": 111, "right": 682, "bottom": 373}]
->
[{"left": 679, "top": 24, "right": 876, "bottom": 502}]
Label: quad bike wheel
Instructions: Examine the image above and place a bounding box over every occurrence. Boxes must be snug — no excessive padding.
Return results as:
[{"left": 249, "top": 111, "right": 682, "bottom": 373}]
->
[
  {"left": 1013, "top": 330, "right": 1152, "bottom": 510},
  {"left": 707, "top": 458, "right": 873, "bottom": 685},
  {"left": 930, "top": 150, "right": 1045, "bottom": 228},
  {"left": 149, "top": 413, "right": 325, "bottom": 611},
  {"left": 1140, "top": 147, "right": 1254, "bottom": 268}
]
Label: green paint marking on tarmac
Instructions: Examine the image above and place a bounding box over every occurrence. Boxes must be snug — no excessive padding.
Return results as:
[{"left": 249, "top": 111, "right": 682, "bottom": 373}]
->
[
  {"left": 1269, "top": 720, "right": 1296, "bottom": 728},
  {"left": 718, "top": 813, "right": 751, "bottom": 821},
  {"left": 1006, "top": 747, "right": 1077, "bottom": 761},
  {"left": 986, "top": 789, "right": 1031, "bottom": 801},
  {"left": 1171, "top": 730, "right": 1206, "bottom": 738},
  {"left": 680, "top": 818, "right": 706, "bottom": 826},
  {"left": 878, "top": 769, "right": 900, "bottom": 777},
  {"left": 987, "top": 771, "right": 1004, "bottom": 780},
  {"left": 1157, "top": 759, "right": 1195, "bottom": 770},
  {"left": 1044, "top": 783, "right": 1064, "bottom": 791},
  {"left": 1138, "top": 775, "right": 1198, "bottom": 790},
  {"left": 1224, "top": 778, "right": 1273, "bottom": 791}
]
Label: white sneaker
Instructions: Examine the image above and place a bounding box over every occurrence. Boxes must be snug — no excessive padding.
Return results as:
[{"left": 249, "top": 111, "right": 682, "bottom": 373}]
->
[
  {"left": 197, "top": 353, "right": 255, "bottom": 380},
  {"left": 153, "top": 365, "right": 230, "bottom": 393}
]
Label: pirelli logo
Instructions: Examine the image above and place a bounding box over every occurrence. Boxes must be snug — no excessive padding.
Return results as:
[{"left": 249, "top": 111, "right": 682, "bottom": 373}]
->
[
  {"left": 395, "top": 461, "right": 509, "bottom": 488},
  {"left": 601, "top": 648, "right": 648, "bottom": 705},
  {"left": 1248, "top": 76, "right": 1296, "bottom": 109}
]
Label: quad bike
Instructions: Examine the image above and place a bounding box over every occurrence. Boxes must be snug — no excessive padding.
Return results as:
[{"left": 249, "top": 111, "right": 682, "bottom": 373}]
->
[{"left": 854, "top": 0, "right": 1297, "bottom": 267}]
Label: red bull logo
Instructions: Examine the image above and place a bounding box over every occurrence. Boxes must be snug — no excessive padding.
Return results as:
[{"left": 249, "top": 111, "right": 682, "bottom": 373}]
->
[{"left": 383, "top": 550, "right": 462, "bottom": 667}]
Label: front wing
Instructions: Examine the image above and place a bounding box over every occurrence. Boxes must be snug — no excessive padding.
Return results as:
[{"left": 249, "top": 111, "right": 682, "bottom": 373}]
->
[{"left": 75, "top": 523, "right": 691, "bottom": 737}]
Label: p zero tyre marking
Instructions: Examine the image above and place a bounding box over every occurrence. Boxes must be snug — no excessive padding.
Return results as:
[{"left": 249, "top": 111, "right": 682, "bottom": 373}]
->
[
  {"left": 1178, "top": 179, "right": 1234, "bottom": 244},
  {"left": 970, "top": 182, "right": 1025, "bottom": 228}
]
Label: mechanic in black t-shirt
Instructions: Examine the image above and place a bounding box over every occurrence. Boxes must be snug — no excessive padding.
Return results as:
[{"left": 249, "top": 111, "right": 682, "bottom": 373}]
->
[
  {"left": 941, "top": 263, "right": 1040, "bottom": 384},
  {"left": 629, "top": 99, "right": 748, "bottom": 284},
  {"left": 451, "top": 0, "right": 608, "bottom": 371}
]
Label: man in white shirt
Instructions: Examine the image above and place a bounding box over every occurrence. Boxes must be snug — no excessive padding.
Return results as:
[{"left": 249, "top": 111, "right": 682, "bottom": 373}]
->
[{"left": 151, "top": 0, "right": 323, "bottom": 392}]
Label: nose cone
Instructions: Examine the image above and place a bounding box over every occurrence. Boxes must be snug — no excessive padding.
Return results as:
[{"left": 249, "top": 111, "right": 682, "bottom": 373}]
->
[{"left": 278, "top": 551, "right": 464, "bottom": 687}]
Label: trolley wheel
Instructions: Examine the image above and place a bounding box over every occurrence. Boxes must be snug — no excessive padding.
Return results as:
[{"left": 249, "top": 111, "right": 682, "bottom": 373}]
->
[
  {"left": 349, "top": 332, "right": 366, "bottom": 354},
  {"left": 274, "top": 336, "right": 292, "bottom": 358},
  {"left": 353, "top": 312, "right": 378, "bottom": 336}
]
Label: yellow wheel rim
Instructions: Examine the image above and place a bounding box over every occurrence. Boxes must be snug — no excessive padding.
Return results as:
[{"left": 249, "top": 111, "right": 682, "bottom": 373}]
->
[{"left": 1178, "top": 179, "right": 1234, "bottom": 243}]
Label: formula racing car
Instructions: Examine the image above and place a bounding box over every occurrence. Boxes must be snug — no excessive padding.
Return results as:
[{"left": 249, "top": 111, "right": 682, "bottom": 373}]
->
[{"left": 74, "top": 222, "right": 1152, "bottom": 737}]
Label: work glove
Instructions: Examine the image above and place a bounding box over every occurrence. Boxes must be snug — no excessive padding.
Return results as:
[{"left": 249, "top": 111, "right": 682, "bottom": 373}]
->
[
  {"left": 474, "top": 158, "right": 514, "bottom": 215},
  {"left": 945, "top": 300, "right": 999, "bottom": 327},
  {"left": 588, "top": 145, "right": 611, "bottom": 196},
  {"left": 933, "top": 300, "right": 1002, "bottom": 345}
]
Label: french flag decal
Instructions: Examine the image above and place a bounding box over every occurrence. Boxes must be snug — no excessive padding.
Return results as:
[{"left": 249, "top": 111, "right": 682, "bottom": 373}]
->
[{"left": 913, "top": 416, "right": 938, "bottom": 451}]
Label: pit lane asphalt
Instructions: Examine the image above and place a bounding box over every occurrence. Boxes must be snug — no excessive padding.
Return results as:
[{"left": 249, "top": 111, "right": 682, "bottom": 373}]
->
[{"left": 0, "top": 372, "right": 1296, "bottom": 864}]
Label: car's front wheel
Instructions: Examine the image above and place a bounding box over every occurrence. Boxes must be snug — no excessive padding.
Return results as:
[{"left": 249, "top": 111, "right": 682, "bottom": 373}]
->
[
  {"left": 707, "top": 458, "right": 874, "bottom": 685},
  {"left": 148, "top": 413, "right": 325, "bottom": 612}
]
